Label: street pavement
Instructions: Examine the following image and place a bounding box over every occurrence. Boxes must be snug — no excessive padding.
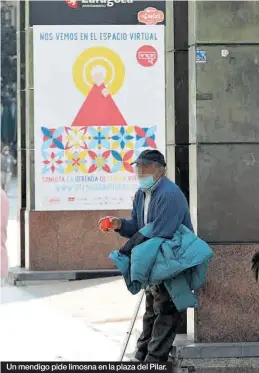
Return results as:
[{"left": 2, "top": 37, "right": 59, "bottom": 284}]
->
[
  {"left": 1, "top": 178, "right": 145, "bottom": 362},
  {"left": 0, "top": 277, "right": 144, "bottom": 361}
]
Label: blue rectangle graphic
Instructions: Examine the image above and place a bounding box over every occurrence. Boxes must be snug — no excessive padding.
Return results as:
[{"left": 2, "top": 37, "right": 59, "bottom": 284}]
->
[{"left": 196, "top": 49, "right": 207, "bottom": 63}]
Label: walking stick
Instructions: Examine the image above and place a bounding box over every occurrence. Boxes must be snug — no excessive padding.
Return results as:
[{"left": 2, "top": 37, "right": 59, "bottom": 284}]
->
[{"left": 119, "top": 289, "right": 145, "bottom": 361}]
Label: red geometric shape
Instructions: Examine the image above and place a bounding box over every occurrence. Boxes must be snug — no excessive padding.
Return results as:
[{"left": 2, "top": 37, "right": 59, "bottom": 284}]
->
[
  {"left": 137, "top": 45, "right": 158, "bottom": 67},
  {"left": 88, "top": 150, "right": 97, "bottom": 160},
  {"left": 88, "top": 165, "right": 97, "bottom": 174},
  {"left": 124, "top": 163, "right": 133, "bottom": 173},
  {"left": 123, "top": 150, "right": 134, "bottom": 162},
  {"left": 145, "top": 137, "right": 157, "bottom": 148},
  {"left": 123, "top": 150, "right": 134, "bottom": 172},
  {"left": 72, "top": 84, "right": 127, "bottom": 127},
  {"left": 103, "top": 165, "right": 111, "bottom": 173},
  {"left": 102, "top": 150, "right": 111, "bottom": 159},
  {"left": 135, "top": 127, "right": 146, "bottom": 137},
  {"left": 72, "top": 158, "right": 80, "bottom": 166}
]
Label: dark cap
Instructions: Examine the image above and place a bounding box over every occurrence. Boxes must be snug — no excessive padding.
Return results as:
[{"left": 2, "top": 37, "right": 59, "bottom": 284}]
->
[{"left": 131, "top": 150, "right": 166, "bottom": 167}]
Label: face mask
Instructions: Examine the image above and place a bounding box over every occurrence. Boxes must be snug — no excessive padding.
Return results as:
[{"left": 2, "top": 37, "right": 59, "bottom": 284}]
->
[
  {"left": 4, "top": 151, "right": 9, "bottom": 155},
  {"left": 139, "top": 174, "right": 156, "bottom": 190}
]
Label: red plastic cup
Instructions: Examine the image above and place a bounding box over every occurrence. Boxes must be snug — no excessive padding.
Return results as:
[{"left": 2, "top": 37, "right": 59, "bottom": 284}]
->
[{"left": 100, "top": 218, "right": 112, "bottom": 231}]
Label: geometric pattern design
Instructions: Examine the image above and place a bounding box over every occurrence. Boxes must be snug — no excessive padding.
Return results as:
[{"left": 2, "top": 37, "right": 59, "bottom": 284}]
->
[
  {"left": 111, "top": 126, "right": 134, "bottom": 150},
  {"left": 135, "top": 126, "right": 157, "bottom": 148},
  {"left": 110, "top": 150, "right": 134, "bottom": 173},
  {"left": 64, "top": 127, "right": 88, "bottom": 150},
  {"left": 41, "top": 126, "right": 157, "bottom": 174},
  {"left": 42, "top": 127, "right": 65, "bottom": 150},
  {"left": 42, "top": 149, "right": 65, "bottom": 174},
  {"left": 87, "top": 127, "right": 110, "bottom": 150},
  {"left": 65, "top": 150, "right": 88, "bottom": 174}
]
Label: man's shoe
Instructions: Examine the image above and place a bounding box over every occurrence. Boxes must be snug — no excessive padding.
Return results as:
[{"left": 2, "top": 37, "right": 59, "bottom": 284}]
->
[{"left": 134, "top": 351, "right": 146, "bottom": 362}]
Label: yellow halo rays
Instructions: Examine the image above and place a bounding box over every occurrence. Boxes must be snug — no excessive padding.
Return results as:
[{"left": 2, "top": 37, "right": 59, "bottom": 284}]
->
[{"left": 73, "top": 46, "right": 125, "bottom": 96}]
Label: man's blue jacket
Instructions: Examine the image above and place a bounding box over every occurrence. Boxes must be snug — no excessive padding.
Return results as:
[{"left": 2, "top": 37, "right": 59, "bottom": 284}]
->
[{"left": 109, "top": 223, "right": 214, "bottom": 312}]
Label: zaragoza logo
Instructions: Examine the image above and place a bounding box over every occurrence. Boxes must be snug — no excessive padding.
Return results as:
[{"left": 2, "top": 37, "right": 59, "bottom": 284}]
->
[
  {"left": 66, "top": 0, "right": 79, "bottom": 9},
  {"left": 66, "top": 0, "right": 133, "bottom": 9}
]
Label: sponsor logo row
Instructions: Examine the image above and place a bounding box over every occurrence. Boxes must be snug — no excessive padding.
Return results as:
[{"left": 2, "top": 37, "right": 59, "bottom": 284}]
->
[
  {"left": 46, "top": 196, "right": 135, "bottom": 204},
  {"left": 66, "top": 1, "right": 164, "bottom": 25}
]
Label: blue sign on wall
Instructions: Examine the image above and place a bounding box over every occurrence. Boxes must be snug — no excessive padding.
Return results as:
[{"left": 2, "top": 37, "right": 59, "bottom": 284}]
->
[{"left": 196, "top": 49, "right": 207, "bottom": 63}]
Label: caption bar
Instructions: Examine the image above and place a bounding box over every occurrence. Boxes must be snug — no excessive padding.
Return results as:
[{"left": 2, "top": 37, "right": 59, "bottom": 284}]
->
[{"left": 1, "top": 362, "right": 170, "bottom": 373}]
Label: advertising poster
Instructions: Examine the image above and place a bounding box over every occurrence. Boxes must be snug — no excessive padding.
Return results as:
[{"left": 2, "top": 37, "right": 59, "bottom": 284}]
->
[{"left": 33, "top": 23, "right": 165, "bottom": 210}]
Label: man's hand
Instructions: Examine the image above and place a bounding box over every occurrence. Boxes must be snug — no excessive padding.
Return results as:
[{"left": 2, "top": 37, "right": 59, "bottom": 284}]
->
[{"left": 98, "top": 216, "right": 121, "bottom": 232}]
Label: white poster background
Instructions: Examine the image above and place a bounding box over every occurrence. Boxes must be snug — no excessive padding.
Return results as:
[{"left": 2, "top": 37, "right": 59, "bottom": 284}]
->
[{"left": 33, "top": 25, "right": 165, "bottom": 210}]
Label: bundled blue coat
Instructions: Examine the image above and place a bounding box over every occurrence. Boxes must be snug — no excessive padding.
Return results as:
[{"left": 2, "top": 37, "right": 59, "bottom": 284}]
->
[{"left": 109, "top": 223, "right": 214, "bottom": 311}]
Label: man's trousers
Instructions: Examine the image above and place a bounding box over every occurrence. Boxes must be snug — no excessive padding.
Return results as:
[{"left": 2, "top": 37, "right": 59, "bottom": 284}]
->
[{"left": 135, "top": 284, "right": 183, "bottom": 362}]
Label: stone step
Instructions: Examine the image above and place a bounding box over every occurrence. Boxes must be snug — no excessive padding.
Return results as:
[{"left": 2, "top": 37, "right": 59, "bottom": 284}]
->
[
  {"left": 170, "top": 337, "right": 259, "bottom": 373},
  {"left": 7, "top": 267, "right": 120, "bottom": 285},
  {"left": 171, "top": 341, "right": 259, "bottom": 359},
  {"left": 178, "top": 358, "right": 259, "bottom": 373}
]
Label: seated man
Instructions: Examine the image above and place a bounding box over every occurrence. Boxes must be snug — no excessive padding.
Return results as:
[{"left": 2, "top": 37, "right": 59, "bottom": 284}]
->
[{"left": 99, "top": 150, "right": 193, "bottom": 362}]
